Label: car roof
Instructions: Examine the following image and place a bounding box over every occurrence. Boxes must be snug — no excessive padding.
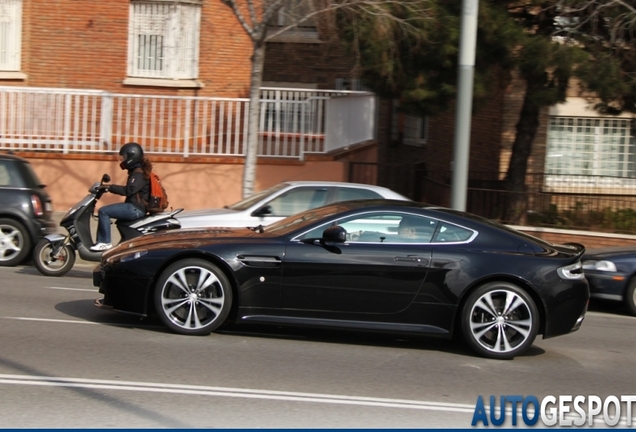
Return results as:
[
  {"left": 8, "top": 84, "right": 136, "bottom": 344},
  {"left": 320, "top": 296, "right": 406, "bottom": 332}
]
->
[{"left": 0, "top": 153, "right": 29, "bottom": 163}]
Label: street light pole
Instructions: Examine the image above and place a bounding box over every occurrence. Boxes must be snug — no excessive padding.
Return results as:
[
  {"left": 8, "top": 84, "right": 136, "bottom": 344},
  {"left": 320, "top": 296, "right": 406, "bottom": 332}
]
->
[{"left": 451, "top": 0, "right": 479, "bottom": 211}]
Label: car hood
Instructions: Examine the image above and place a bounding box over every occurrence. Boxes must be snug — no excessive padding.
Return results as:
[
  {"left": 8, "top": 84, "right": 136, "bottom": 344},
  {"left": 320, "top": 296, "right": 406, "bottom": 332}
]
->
[
  {"left": 104, "top": 227, "right": 268, "bottom": 257},
  {"left": 176, "top": 208, "right": 240, "bottom": 224}
]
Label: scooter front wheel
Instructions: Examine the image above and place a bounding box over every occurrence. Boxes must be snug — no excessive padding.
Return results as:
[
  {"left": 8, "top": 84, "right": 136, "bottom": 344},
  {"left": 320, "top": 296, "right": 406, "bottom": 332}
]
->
[{"left": 33, "top": 239, "right": 76, "bottom": 277}]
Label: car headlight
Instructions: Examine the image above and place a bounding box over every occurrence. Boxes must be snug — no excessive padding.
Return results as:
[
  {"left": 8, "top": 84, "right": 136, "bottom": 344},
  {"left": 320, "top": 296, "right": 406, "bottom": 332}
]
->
[
  {"left": 582, "top": 260, "right": 617, "bottom": 272},
  {"left": 106, "top": 250, "right": 148, "bottom": 264},
  {"left": 557, "top": 261, "right": 585, "bottom": 280}
]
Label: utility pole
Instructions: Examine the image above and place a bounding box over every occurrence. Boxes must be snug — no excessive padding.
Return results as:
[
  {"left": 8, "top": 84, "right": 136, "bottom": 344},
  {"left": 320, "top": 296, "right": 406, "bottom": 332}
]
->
[{"left": 450, "top": 0, "right": 479, "bottom": 211}]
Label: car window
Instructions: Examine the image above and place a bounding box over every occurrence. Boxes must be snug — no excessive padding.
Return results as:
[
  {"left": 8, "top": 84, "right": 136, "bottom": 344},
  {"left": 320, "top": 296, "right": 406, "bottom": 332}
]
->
[
  {"left": 267, "top": 188, "right": 328, "bottom": 217},
  {"left": 432, "top": 222, "right": 475, "bottom": 243},
  {"left": 297, "top": 212, "right": 438, "bottom": 244},
  {"left": 332, "top": 187, "right": 382, "bottom": 202},
  {"left": 0, "top": 160, "right": 22, "bottom": 187},
  {"left": 227, "top": 183, "right": 288, "bottom": 211}
]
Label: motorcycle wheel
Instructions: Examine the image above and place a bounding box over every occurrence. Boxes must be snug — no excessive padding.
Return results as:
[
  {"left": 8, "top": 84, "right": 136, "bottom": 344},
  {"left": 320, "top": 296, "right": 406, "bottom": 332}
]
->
[{"left": 33, "top": 239, "right": 76, "bottom": 277}]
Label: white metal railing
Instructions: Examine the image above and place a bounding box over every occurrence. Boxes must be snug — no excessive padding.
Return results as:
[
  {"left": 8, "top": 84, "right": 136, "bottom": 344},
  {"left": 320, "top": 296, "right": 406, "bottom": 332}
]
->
[{"left": 0, "top": 86, "right": 376, "bottom": 160}]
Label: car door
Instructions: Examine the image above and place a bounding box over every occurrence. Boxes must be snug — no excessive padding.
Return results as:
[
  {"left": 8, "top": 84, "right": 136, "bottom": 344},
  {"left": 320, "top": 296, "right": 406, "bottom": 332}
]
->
[{"left": 281, "top": 212, "right": 434, "bottom": 315}]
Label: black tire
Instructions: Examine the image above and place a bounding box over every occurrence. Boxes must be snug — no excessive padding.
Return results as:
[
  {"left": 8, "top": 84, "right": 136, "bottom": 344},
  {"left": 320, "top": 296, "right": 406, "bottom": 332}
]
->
[
  {"left": 461, "top": 282, "right": 539, "bottom": 360},
  {"left": 154, "top": 258, "right": 233, "bottom": 335},
  {"left": 33, "top": 239, "right": 76, "bottom": 277},
  {"left": 625, "top": 278, "right": 636, "bottom": 316},
  {"left": 0, "top": 218, "right": 31, "bottom": 266}
]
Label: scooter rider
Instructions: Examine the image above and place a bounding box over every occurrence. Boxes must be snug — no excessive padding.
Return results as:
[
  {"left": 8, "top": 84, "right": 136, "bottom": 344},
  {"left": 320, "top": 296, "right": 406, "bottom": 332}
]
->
[{"left": 90, "top": 142, "right": 150, "bottom": 251}]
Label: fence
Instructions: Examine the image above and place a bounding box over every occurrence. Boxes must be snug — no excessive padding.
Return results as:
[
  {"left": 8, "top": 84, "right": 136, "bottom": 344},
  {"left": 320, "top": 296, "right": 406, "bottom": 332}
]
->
[
  {"left": 0, "top": 86, "right": 375, "bottom": 160},
  {"left": 349, "top": 162, "right": 636, "bottom": 234}
]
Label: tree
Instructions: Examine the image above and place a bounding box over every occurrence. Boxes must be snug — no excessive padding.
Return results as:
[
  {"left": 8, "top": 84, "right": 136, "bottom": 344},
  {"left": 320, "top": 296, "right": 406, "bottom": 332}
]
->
[{"left": 221, "top": 0, "right": 434, "bottom": 198}]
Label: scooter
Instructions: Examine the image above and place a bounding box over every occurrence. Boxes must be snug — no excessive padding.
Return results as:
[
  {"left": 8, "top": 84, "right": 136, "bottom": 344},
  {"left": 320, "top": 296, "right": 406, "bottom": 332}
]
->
[{"left": 33, "top": 174, "right": 182, "bottom": 276}]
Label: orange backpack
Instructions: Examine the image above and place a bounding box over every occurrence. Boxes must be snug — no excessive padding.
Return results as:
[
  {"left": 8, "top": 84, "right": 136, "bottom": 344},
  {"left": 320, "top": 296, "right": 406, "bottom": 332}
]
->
[{"left": 147, "top": 172, "right": 169, "bottom": 214}]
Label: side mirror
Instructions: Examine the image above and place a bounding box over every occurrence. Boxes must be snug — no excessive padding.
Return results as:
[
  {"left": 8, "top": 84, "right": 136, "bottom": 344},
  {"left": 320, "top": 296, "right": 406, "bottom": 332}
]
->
[
  {"left": 252, "top": 205, "right": 273, "bottom": 217},
  {"left": 102, "top": 174, "right": 111, "bottom": 183},
  {"left": 322, "top": 225, "right": 347, "bottom": 243}
]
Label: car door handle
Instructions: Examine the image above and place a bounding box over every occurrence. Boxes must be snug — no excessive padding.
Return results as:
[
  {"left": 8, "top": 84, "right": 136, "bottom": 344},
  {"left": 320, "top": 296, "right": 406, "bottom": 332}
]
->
[{"left": 395, "top": 256, "right": 429, "bottom": 265}]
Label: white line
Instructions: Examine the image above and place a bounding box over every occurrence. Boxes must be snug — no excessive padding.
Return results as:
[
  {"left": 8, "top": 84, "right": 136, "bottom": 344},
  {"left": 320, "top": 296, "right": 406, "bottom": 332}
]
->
[
  {"left": 1, "top": 317, "right": 99, "bottom": 325},
  {"left": 0, "top": 374, "right": 475, "bottom": 413},
  {"left": 46, "top": 286, "right": 98, "bottom": 292}
]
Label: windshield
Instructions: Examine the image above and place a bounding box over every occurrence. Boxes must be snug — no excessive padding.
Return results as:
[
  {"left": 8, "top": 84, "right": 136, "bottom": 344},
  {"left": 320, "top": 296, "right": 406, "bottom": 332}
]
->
[
  {"left": 226, "top": 183, "right": 288, "bottom": 211},
  {"left": 264, "top": 202, "right": 359, "bottom": 236}
]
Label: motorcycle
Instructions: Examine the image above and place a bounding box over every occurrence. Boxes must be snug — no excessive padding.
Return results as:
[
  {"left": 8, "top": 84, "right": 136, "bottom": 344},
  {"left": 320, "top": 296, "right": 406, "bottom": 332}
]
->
[{"left": 33, "top": 174, "right": 182, "bottom": 276}]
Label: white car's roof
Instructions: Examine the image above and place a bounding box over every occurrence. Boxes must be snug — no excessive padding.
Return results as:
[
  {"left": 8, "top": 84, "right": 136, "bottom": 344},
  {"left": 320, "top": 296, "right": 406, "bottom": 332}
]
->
[{"left": 177, "top": 181, "right": 410, "bottom": 228}]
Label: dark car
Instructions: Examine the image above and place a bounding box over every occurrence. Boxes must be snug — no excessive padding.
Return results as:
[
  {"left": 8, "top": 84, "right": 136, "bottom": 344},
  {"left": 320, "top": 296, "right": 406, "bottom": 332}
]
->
[
  {"left": 94, "top": 200, "right": 589, "bottom": 360},
  {"left": 582, "top": 247, "right": 636, "bottom": 315},
  {"left": 0, "top": 153, "right": 56, "bottom": 266}
]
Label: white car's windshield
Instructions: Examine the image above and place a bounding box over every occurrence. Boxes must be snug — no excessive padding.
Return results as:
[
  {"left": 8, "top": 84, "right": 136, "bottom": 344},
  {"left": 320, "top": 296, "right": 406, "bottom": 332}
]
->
[{"left": 226, "top": 183, "right": 288, "bottom": 211}]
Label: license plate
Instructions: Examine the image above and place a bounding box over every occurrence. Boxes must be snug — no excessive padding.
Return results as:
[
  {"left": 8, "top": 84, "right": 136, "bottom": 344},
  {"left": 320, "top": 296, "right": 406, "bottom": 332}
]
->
[{"left": 45, "top": 202, "right": 52, "bottom": 212}]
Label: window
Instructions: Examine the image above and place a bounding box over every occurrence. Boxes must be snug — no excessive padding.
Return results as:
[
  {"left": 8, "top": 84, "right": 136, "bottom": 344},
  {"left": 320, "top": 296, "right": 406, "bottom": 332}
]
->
[
  {"left": 546, "top": 117, "right": 636, "bottom": 178},
  {"left": 391, "top": 101, "right": 428, "bottom": 147},
  {"left": 128, "top": 1, "right": 201, "bottom": 79},
  {"left": 332, "top": 187, "right": 381, "bottom": 202},
  {"left": 0, "top": 0, "right": 21, "bottom": 71},
  {"left": 267, "top": 188, "right": 328, "bottom": 217}
]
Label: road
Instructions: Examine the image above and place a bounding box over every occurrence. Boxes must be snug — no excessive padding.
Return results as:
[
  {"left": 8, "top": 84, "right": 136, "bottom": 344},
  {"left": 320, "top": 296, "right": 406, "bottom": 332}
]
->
[{"left": 1, "top": 262, "right": 635, "bottom": 428}]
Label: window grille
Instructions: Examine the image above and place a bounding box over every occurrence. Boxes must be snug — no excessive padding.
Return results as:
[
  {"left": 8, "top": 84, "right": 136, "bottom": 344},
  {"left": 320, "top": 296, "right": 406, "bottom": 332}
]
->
[
  {"left": 128, "top": 1, "right": 201, "bottom": 79},
  {"left": 391, "top": 101, "right": 427, "bottom": 147},
  {"left": 275, "top": 0, "right": 316, "bottom": 29},
  {"left": 0, "top": 0, "right": 21, "bottom": 71},
  {"left": 546, "top": 117, "right": 636, "bottom": 178}
]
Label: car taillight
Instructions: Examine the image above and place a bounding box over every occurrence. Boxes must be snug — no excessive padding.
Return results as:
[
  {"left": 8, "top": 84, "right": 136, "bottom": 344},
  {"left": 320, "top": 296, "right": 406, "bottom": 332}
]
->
[{"left": 31, "top": 195, "right": 44, "bottom": 217}]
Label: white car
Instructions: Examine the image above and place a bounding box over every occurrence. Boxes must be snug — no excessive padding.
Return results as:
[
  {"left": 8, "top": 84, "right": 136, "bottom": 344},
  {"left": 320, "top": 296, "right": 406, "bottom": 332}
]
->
[{"left": 177, "top": 181, "right": 410, "bottom": 228}]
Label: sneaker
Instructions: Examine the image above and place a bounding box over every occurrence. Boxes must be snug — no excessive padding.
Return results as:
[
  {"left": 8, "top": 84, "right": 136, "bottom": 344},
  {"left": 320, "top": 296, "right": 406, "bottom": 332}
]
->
[{"left": 90, "top": 243, "right": 112, "bottom": 251}]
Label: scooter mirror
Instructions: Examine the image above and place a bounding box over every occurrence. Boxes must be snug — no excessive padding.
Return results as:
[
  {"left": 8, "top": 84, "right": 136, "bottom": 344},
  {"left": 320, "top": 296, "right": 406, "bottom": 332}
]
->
[{"left": 102, "top": 174, "right": 111, "bottom": 183}]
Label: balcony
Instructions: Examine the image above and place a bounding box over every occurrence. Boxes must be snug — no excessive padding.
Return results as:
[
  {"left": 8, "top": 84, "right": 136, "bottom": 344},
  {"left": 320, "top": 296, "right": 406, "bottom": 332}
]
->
[{"left": 0, "top": 86, "right": 376, "bottom": 160}]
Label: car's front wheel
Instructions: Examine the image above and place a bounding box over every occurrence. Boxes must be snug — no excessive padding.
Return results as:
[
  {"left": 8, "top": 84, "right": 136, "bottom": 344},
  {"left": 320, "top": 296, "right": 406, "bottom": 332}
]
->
[
  {"left": 0, "top": 218, "right": 31, "bottom": 266},
  {"left": 154, "top": 259, "right": 233, "bottom": 335},
  {"left": 461, "top": 282, "right": 539, "bottom": 360}
]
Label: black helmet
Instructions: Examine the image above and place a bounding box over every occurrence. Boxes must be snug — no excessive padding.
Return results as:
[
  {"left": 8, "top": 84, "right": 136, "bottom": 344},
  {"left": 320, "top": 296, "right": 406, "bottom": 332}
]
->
[{"left": 119, "top": 142, "right": 144, "bottom": 170}]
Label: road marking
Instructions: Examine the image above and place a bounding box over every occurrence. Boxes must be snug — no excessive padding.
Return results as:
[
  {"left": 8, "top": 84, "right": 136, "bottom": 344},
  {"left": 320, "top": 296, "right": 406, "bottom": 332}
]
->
[
  {"left": 1, "top": 317, "right": 99, "bottom": 325},
  {"left": 0, "top": 373, "right": 475, "bottom": 412},
  {"left": 46, "top": 286, "right": 98, "bottom": 292}
]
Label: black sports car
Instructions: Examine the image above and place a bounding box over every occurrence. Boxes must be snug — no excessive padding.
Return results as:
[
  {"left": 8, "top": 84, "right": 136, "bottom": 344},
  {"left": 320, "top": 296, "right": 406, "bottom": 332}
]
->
[
  {"left": 93, "top": 200, "right": 589, "bottom": 360},
  {"left": 582, "top": 246, "right": 636, "bottom": 315}
]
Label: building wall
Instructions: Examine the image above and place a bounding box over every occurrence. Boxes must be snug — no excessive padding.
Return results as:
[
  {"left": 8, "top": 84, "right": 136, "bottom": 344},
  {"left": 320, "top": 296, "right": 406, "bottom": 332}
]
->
[
  {"left": 263, "top": 40, "right": 357, "bottom": 89},
  {"left": 20, "top": 144, "right": 377, "bottom": 212},
  {"left": 8, "top": 0, "right": 253, "bottom": 97}
]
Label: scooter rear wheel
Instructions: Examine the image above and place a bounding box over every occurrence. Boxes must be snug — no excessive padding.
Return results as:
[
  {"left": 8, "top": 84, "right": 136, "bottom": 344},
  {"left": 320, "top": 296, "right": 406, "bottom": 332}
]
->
[{"left": 33, "top": 239, "right": 76, "bottom": 277}]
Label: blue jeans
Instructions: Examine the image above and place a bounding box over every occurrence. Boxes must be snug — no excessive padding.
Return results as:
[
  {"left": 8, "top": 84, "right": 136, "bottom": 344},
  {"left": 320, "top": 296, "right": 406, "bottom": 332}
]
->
[{"left": 96, "top": 203, "right": 145, "bottom": 244}]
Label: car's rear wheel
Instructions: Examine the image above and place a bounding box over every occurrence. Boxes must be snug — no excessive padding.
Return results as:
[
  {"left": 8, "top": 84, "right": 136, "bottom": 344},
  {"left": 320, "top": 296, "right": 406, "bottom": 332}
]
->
[
  {"left": 154, "top": 259, "right": 232, "bottom": 335},
  {"left": 461, "top": 282, "right": 539, "bottom": 360},
  {"left": 33, "top": 239, "right": 76, "bottom": 277},
  {"left": 0, "top": 218, "right": 31, "bottom": 266},
  {"left": 624, "top": 278, "right": 636, "bottom": 316}
]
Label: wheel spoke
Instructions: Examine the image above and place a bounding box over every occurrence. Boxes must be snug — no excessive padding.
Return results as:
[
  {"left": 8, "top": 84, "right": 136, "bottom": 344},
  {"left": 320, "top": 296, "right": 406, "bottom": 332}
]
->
[
  {"left": 196, "top": 270, "right": 219, "bottom": 294},
  {"left": 167, "top": 269, "right": 191, "bottom": 295},
  {"left": 162, "top": 297, "right": 189, "bottom": 315},
  {"left": 505, "top": 319, "right": 532, "bottom": 337},
  {"left": 197, "top": 297, "right": 223, "bottom": 315},
  {"left": 471, "top": 321, "right": 497, "bottom": 340},
  {"left": 474, "top": 296, "right": 497, "bottom": 318},
  {"left": 184, "top": 302, "right": 203, "bottom": 329}
]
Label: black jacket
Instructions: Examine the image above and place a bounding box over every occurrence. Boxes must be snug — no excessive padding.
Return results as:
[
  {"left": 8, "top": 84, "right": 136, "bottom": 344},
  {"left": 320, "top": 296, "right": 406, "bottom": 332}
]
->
[{"left": 108, "top": 167, "right": 149, "bottom": 213}]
